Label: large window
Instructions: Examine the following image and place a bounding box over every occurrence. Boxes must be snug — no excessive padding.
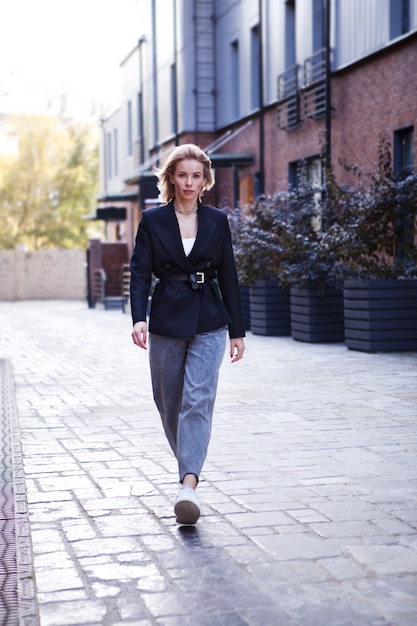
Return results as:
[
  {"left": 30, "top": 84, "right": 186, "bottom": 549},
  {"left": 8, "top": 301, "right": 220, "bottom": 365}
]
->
[
  {"left": 289, "top": 156, "right": 323, "bottom": 230},
  {"left": 170, "top": 64, "right": 177, "bottom": 135},
  {"left": 137, "top": 92, "right": 144, "bottom": 164},
  {"left": 106, "top": 132, "right": 112, "bottom": 179},
  {"left": 312, "top": 0, "right": 325, "bottom": 52},
  {"left": 304, "top": 0, "right": 326, "bottom": 118},
  {"left": 394, "top": 127, "right": 414, "bottom": 177},
  {"left": 390, "top": 0, "right": 410, "bottom": 39},
  {"left": 285, "top": 0, "right": 296, "bottom": 70},
  {"left": 251, "top": 25, "right": 260, "bottom": 110},
  {"left": 289, "top": 155, "right": 323, "bottom": 189},
  {"left": 127, "top": 100, "right": 133, "bottom": 157},
  {"left": 231, "top": 39, "right": 240, "bottom": 120},
  {"left": 113, "top": 129, "right": 118, "bottom": 177}
]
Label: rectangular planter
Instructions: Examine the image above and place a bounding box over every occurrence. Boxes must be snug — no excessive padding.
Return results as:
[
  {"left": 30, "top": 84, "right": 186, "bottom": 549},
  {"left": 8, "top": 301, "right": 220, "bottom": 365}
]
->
[
  {"left": 239, "top": 285, "right": 251, "bottom": 331},
  {"left": 290, "top": 287, "right": 345, "bottom": 343},
  {"left": 344, "top": 279, "right": 417, "bottom": 352},
  {"left": 249, "top": 281, "right": 291, "bottom": 336}
]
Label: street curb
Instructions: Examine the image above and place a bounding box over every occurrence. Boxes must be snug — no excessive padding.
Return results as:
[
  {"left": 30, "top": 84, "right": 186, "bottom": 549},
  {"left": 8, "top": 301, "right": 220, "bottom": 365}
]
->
[{"left": 0, "top": 359, "right": 38, "bottom": 626}]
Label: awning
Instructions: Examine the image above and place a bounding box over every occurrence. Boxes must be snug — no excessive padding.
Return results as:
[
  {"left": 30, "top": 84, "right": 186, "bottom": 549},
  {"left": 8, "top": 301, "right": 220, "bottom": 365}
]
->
[
  {"left": 95, "top": 207, "right": 127, "bottom": 221},
  {"left": 96, "top": 191, "right": 138, "bottom": 202},
  {"left": 124, "top": 170, "right": 158, "bottom": 186},
  {"left": 208, "top": 152, "right": 254, "bottom": 168},
  {"left": 122, "top": 171, "right": 160, "bottom": 211}
]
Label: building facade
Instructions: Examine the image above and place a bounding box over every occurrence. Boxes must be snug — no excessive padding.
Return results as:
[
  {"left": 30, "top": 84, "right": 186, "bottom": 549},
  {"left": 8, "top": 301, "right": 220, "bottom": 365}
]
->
[{"left": 97, "top": 0, "right": 417, "bottom": 254}]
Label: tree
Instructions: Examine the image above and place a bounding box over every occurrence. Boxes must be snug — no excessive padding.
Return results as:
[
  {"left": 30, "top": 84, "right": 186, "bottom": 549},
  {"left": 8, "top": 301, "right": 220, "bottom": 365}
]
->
[{"left": 0, "top": 115, "right": 99, "bottom": 249}]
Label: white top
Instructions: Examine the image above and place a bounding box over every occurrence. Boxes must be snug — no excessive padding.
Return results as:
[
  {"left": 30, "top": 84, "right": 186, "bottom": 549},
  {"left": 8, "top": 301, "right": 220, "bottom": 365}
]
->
[{"left": 182, "top": 237, "right": 196, "bottom": 256}]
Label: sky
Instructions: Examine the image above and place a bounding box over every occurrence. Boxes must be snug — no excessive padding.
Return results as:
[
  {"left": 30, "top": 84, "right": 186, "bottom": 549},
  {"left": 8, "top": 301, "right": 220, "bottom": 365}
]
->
[{"left": 0, "top": 0, "right": 142, "bottom": 119}]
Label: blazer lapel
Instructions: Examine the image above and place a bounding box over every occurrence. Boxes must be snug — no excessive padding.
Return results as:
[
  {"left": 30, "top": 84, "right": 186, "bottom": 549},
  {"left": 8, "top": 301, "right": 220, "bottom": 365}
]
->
[
  {"left": 188, "top": 204, "right": 218, "bottom": 265},
  {"left": 153, "top": 203, "right": 187, "bottom": 263},
  {"left": 153, "top": 202, "right": 218, "bottom": 271}
]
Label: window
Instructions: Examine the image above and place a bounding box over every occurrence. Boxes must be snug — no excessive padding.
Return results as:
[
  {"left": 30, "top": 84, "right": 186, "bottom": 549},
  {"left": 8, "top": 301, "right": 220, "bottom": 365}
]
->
[
  {"left": 113, "top": 129, "right": 118, "bottom": 177},
  {"left": 289, "top": 156, "right": 323, "bottom": 189},
  {"left": 394, "top": 127, "right": 414, "bottom": 177},
  {"left": 137, "top": 92, "right": 144, "bottom": 164},
  {"left": 289, "top": 156, "right": 323, "bottom": 229},
  {"left": 231, "top": 40, "right": 240, "bottom": 119},
  {"left": 312, "top": 0, "right": 325, "bottom": 52},
  {"left": 127, "top": 101, "right": 133, "bottom": 156},
  {"left": 304, "top": 0, "right": 326, "bottom": 118},
  {"left": 106, "top": 132, "right": 112, "bottom": 179},
  {"left": 170, "top": 64, "right": 177, "bottom": 135},
  {"left": 277, "top": 1, "right": 299, "bottom": 130},
  {"left": 390, "top": 0, "right": 410, "bottom": 39},
  {"left": 251, "top": 25, "right": 260, "bottom": 110},
  {"left": 285, "top": 0, "right": 296, "bottom": 70}
]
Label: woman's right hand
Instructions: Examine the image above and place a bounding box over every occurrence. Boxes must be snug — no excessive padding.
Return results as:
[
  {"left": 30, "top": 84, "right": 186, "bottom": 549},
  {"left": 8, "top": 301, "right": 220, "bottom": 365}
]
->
[{"left": 132, "top": 321, "right": 148, "bottom": 350}]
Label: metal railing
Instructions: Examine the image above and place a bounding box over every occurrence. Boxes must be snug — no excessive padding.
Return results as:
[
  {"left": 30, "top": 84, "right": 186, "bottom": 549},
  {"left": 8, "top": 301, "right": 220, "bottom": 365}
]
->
[
  {"left": 277, "top": 64, "right": 301, "bottom": 130},
  {"left": 304, "top": 47, "right": 327, "bottom": 119}
]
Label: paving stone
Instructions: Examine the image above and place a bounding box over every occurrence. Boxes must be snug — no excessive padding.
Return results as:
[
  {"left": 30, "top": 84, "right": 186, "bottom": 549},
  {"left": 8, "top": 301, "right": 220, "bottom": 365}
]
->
[
  {"left": 346, "top": 544, "right": 417, "bottom": 576},
  {"left": 253, "top": 532, "right": 341, "bottom": 560},
  {"left": 35, "top": 567, "right": 85, "bottom": 593},
  {"left": 1, "top": 300, "right": 417, "bottom": 626},
  {"left": 38, "top": 599, "right": 107, "bottom": 626}
]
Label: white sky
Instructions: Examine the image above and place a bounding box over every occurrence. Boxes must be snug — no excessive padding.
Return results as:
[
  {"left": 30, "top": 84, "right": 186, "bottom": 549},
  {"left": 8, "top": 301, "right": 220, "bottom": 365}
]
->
[{"left": 0, "top": 0, "right": 142, "bottom": 118}]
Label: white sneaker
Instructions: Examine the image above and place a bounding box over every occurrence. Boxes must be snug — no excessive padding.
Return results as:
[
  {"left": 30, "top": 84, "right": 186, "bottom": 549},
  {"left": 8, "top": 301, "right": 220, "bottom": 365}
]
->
[{"left": 174, "top": 485, "right": 201, "bottom": 525}]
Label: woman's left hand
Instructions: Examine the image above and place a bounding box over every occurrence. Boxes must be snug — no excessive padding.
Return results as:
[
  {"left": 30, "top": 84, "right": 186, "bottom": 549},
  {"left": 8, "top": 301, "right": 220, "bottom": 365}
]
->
[{"left": 230, "top": 338, "right": 245, "bottom": 363}]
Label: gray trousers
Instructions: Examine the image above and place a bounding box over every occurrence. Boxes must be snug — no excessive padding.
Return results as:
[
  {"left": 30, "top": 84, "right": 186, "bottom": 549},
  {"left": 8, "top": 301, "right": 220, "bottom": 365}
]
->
[{"left": 149, "top": 327, "right": 227, "bottom": 482}]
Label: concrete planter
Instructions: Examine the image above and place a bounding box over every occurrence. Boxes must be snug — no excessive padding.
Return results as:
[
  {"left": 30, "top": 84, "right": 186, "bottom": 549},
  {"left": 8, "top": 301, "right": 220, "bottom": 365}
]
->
[
  {"left": 249, "top": 281, "right": 291, "bottom": 336},
  {"left": 344, "top": 279, "right": 417, "bottom": 352},
  {"left": 290, "top": 286, "right": 345, "bottom": 343}
]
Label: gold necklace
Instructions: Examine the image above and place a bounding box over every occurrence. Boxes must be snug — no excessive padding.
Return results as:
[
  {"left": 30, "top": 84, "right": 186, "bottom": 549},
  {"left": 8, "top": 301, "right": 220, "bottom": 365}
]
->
[{"left": 174, "top": 204, "right": 198, "bottom": 216}]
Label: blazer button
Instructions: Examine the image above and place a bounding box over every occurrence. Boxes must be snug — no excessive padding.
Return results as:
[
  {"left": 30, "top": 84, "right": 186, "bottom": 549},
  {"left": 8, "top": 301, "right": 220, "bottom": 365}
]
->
[
  {"left": 206, "top": 262, "right": 211, "bottom": 268},
  {"left": 166, "top": 263, "right": 172, "bottom": 269},
  {"left": 173, "top": 287, "right": 178, "bottom": 294}
]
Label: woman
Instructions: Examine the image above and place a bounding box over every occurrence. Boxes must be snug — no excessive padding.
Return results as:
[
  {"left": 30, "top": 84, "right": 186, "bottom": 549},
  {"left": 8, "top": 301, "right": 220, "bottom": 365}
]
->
[{"left": 130, "top": 143, "right": 245, "bottom": 525}]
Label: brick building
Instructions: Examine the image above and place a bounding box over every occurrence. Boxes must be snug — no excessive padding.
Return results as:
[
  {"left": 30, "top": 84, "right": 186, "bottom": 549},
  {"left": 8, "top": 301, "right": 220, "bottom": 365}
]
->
[{"left": 97, "top": 0, "right": 417, "bottom": 255}]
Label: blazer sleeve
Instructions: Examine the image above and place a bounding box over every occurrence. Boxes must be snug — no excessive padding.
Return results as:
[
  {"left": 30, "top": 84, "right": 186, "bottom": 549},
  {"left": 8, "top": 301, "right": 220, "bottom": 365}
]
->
[
  {"left": 130, "top": 212, "right": 153, "bottom": 325},
  {"left": 217, "top": 216, "right": 246, "bottom": 339}
]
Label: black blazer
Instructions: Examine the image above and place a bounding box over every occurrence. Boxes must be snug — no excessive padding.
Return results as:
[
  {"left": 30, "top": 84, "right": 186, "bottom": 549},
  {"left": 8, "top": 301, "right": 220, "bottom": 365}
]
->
[{"left": 130, "top": 201, "right": 245, "bottom": 339}]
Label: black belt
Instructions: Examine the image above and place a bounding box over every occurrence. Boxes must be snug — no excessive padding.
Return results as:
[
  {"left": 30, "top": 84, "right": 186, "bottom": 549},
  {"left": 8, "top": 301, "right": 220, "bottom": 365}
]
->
[{"left": 159, "top": 271, "right": 216, "bottom": 289}]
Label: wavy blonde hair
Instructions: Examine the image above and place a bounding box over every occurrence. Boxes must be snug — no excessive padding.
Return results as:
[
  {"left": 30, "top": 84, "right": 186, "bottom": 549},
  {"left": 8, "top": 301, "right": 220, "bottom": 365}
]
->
[{"left": 156, "top": 143, "right": 214, "bottom": 203}]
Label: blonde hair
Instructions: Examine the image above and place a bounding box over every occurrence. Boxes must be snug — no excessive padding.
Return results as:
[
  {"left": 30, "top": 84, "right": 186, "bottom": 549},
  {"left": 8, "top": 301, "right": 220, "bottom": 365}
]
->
[{"left": 156, "top": 143, "right": 214, "bottom": 203}]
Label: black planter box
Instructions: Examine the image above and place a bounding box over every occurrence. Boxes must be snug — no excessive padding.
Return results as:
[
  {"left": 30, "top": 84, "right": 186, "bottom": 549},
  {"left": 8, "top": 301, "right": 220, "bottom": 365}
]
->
[
  {"left": 344, "top": 279, "right": 417, "bottom": 352},
  {"left": 240, "top": 285, "right": 251, "bottom": 331},
  {"left": 290, "top": 287, "right": 345, "bottom": 343},
  {"left": 249, "top": 281, "right": 291, "bottom": 336}
]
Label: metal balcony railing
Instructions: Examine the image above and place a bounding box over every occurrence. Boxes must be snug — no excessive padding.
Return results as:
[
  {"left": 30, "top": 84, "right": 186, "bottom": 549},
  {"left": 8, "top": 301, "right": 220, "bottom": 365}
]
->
[
  {"left": 277, "top": 64, "right": 301, "bottom": 130},
  {"left": 303, "top": 47, "right": 327, "bottom": 119}
]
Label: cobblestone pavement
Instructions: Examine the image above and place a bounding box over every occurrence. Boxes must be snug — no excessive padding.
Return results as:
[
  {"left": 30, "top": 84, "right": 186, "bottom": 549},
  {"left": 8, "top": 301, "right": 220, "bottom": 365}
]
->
[{"left": 0, "top": 300, "right": 417, "bottom": 626}]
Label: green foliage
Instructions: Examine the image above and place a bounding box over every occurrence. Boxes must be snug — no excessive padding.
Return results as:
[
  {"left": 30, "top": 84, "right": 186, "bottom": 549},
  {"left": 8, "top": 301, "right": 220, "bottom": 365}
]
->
[
  {"left": 337, "top": 135, "right": 417, "bottom": 279},
  {"left": 228, "top": 183, "right": 349, "bottom": 293},
  {"left": 228, "top": 135, "right": 417, "bottom": 291},
  {"left": 275, "top": 182, "right": 349, "bottom": 293},
  {"left": 229, "top": 195, "right": 286, "bottom": 286},
  {"left": 0, "top": 115, "right": 99, "bottom": 250},
  {"left": 227, "top": 196, "right": 288, "bottom": 286}
]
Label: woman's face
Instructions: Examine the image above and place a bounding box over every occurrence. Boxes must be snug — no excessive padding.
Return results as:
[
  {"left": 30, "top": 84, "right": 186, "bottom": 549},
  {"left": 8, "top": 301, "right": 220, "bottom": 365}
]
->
[{"left": 170, "top": 159, "right": 206, "bottom": 205}]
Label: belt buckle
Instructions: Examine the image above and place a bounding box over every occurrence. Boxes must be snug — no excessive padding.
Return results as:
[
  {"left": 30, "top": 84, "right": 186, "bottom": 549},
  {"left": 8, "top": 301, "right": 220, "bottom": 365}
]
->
[{"left": 196, "top": 271, "right": 205, "bottom": 284}]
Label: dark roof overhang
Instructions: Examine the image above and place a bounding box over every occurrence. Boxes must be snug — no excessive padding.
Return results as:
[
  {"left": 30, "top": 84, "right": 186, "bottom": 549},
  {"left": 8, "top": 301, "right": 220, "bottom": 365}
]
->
[
  {"left": 208, "top": 152, "right": 254, "bottom": 168},
  {"left": 124, "top": 170, "right": 158, "bottom": 186},
  {"left": 96, "top": 191, "right": 138, "bottom": 202},
  {"left": 94, "top": 206, "right": 127, "bottom": 221}
]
